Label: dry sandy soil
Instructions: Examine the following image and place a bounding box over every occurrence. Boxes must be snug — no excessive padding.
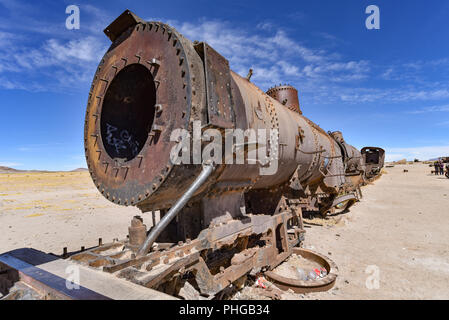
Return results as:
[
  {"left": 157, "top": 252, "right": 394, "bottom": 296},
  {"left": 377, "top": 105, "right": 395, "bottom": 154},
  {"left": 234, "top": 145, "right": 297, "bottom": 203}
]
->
[
  {"left": 0, "top": 171, "right": 142, "bottom": 255},
  {"left": 300, "top": 162, "right": 449, "bottom": 299},
  {"left": 1, "top": 163, "right": 448, "bottom": 299}
]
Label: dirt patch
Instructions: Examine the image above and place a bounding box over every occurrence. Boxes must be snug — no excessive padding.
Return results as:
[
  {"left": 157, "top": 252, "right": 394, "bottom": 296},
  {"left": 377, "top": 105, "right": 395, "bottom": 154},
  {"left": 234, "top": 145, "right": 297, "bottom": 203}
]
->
[{"left": 0, "top": 171, "right": 141, "bottom": 254}]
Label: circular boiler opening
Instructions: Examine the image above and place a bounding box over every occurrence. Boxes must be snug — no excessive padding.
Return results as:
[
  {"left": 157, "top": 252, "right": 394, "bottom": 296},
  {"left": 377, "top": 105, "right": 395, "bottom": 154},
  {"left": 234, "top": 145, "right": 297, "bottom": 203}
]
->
[{"left": 101, "top": 64, "right": 156, "bottom": 162}]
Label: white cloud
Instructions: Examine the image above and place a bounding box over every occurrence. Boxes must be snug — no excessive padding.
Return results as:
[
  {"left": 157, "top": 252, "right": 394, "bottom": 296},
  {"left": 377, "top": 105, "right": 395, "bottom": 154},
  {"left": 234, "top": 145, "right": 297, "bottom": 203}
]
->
[
  {"left": 339, "top": 87, "right": 449, "bottom": 104},
  {"left": 385, "top": 145, "right": 449, "bottom": 162},
  {"left": 407, "top": 104, "right": 449, "bottom": 114},
  {"left": 256, "top": 22, "right": 274, "bottom": 31},
  {"left": 0, "top": 162, "right": 22, "bottom": 167},
  {"left": 169, "top": 19, "right": 371, "bottom": 92},
  {"left": 437, "top": 120, "right": 449, "bottom": 126},
  {"left": 0, "top": 34, "right": 107, "bottom": 91},
  {"left": 45, "top": 37, "right": 105, "bottom": 63},
  {"left": 0, "top": 3, "right": 109, "bottom": 92},
  {"left": 170, "top": 18, "right": 449, "bottom": 106},
  {"left": 17, "top": 143, "right": 65, "bottom": 152},
  {"left": 1, "top": 7, "right": 449, "bottom": 109},
  {"left": 10, "top": 36, "right": 106, "bottom": 70}
]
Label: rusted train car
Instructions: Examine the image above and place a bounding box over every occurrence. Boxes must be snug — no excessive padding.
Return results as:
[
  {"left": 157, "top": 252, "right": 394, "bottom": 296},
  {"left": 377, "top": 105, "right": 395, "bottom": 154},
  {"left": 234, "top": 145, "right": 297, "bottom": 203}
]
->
[{"left": 0, "top": 10, "right": 384, "bottom": 300}]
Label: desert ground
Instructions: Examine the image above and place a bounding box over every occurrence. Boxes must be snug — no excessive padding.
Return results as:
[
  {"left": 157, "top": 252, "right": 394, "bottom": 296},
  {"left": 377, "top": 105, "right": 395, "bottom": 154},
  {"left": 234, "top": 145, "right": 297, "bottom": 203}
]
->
[
  {"left": 0, "top": 170, "right": 142, "bottom": 255},
  {"left": 1, "top": 163, "right": 448, "bottom": 299}
]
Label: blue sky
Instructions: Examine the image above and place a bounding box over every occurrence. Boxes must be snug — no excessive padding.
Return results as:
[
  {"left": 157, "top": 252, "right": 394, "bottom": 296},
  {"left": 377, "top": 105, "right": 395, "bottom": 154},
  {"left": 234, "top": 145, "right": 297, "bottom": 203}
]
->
[{"left": 1, "top": 0, "right": 449, "bottom": 170}]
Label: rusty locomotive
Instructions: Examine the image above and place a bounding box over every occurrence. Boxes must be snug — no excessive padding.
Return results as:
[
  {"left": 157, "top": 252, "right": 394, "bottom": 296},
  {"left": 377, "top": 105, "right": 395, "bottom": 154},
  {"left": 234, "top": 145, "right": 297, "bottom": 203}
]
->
[{"left": 77, "top": 10, "right": 385, "bottom": 298}]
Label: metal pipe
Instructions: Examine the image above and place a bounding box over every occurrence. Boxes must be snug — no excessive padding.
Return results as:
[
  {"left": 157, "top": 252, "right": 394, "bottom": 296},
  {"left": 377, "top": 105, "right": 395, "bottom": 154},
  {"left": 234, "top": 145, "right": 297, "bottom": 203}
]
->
[{"left": 137, "top": 162, "right": 215, "bottom": 257}]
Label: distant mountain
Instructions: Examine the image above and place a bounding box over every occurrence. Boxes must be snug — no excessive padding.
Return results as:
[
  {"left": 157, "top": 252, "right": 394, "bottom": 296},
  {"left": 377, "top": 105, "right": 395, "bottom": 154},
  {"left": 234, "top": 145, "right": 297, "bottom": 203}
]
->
[
  {"left": 0, "top": 166, "right": 24, "bottom": 173},
  {"left": 0, "top": 166, "right": 88, "bottom": 173}
]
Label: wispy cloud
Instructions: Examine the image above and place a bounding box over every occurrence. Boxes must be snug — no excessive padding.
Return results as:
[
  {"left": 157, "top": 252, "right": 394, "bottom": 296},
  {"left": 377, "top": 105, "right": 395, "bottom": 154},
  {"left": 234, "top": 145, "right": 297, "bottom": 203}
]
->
[
  {"left": 0, "top": 36, "right": 107, "bottom": 91},
  {"left": 17, "top": 143, "right": 65, "bottom": 152},
  {"left": 168, "top": 19, "right": 371, "bottom": 91},
  {"left": 339, "top": 87, "right": 449, "bottom": 104},
  {"left": 0, "top": 162, "right": 23, "bottom": 167},
  {"left": 0, "top": 3, "right": 108, "bottom": 92},
  {"left": 167, "top": 18, "right": 449, "bottom": 106},
  {"left": 385, "top": 145, "right": 449, "bottom": 162},
  {"left": 407, "top": 104, "right": 449, "bottom": 114},
  {"left": 437, "top": 120, "right": 449, "bottom": 127},
  {"left": 2, "top": 4, "right": 449, "bottom": 109}
]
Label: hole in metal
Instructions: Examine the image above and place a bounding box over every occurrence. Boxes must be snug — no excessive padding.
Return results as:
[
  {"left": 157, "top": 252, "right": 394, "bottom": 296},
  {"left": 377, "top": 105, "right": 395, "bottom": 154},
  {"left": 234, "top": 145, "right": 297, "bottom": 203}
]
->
[{"left": 101, "top": 64, "right": 156, "bottom": 162}]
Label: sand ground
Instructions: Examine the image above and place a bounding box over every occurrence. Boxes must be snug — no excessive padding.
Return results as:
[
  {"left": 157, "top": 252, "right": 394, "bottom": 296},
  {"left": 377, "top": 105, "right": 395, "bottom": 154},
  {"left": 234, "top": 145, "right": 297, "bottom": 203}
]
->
[
  {"left": 0, "top": 171, "right": 142, "bottom": 255},
  {"left": 0, "top": 163, "right": 448, "bottom": 299},
  {"left": 301, "top": 162, "right": 449, "bottom": 299}
]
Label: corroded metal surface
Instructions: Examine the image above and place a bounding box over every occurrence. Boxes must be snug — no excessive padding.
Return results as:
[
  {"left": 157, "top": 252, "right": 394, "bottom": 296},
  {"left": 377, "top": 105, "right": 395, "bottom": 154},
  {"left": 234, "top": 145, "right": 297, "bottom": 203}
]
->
[
  {"left": 69, "top": 209, "right": 304, "bottom": 298},
  {"left": 80, "top": 9, "right": 385, "bottom": 298},
  {"left": 266, "top": 85, "right": 302, "bottom": 114},
  {"left": 361, "top": 147, "right": 385, "bottom": 180},
  {"left": 264, "top": 248, "right": 338, "bottom": 294}
]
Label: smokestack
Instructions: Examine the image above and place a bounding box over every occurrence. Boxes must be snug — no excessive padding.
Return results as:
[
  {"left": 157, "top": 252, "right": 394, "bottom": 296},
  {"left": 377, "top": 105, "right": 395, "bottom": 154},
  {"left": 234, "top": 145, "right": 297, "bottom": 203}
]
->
[{"left": 266, "top": 85, "right": 302, "bottom": 114}]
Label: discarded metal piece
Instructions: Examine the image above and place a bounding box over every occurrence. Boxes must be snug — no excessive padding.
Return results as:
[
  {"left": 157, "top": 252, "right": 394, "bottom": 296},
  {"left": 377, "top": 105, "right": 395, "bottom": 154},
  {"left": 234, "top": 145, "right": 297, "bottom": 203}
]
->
[
  {"left": 0, "top": 248, "right": 110, "bottom": 300},
  {"left": 128, "top": 216, "right": 147, "bottom": 251},
  {"left": 264, "top": 248, "right": 338, "bottom": 294}
]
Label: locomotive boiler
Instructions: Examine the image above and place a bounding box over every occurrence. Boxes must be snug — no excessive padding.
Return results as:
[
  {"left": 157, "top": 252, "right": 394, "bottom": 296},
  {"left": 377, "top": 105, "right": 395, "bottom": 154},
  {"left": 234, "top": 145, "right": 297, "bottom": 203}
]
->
[{"left": 81, "top": 10, "right": 383, "bottom": 297}]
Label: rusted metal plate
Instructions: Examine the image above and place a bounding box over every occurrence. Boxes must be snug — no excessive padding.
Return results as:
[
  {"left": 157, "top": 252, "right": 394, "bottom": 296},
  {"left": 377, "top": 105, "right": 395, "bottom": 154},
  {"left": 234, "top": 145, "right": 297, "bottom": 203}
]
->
[
  {"left": 195, "top": 42, "right": 235, "bottom": 129},
  {"left": 0, "top": 249, "right": 110, "bottom": 300},
  {"left": 104, "top": 9, "right": 146, "bottom": 42},
  {"left": 264, "top": 248, "right": 338, "bottom": 294}
]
